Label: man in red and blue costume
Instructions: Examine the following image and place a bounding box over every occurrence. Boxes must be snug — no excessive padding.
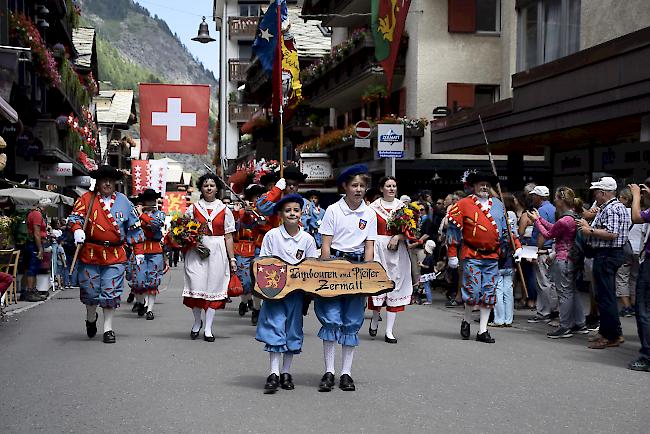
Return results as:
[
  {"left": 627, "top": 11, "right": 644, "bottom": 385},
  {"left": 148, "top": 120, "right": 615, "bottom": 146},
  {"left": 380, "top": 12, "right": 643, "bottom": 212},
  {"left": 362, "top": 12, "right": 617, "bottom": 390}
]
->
[
  {"left": 447, "top": 171, "right": 522, "bottom": 343},
  {"left": 69, "top": 165, "right": 145, "bottom": 344},
  {"left": 128, "top": 188, "right": 166, "bottom": 320}
]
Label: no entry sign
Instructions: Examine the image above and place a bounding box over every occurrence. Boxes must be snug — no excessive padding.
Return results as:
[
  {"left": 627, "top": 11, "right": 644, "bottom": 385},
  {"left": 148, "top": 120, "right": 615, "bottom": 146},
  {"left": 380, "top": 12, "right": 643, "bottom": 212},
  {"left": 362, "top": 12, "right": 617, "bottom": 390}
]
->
[{"left": 355, "top": 120, "right": 372, "bottom": 139}]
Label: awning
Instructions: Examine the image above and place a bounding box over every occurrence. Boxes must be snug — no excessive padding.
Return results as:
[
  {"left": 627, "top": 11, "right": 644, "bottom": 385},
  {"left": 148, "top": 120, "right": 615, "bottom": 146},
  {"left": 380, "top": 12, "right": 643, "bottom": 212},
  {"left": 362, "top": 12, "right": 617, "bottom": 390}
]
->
[
  {"left": 0, "top": 187, "right": 74, "bottom": 209},
  {"left": 0, "top": 96, "right": 18, "bottom": 123}
]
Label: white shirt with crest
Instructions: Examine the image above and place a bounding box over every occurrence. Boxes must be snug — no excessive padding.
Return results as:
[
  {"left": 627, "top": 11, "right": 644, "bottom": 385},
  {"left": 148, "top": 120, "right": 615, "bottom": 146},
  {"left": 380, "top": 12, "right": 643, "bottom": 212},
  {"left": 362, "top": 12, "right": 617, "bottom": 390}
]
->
[
  {"left": 260, "top": 224, "right": 318, "bottom": 265},
  {"left": 319, "top": 198, "right": 378, "bottom": 255}
]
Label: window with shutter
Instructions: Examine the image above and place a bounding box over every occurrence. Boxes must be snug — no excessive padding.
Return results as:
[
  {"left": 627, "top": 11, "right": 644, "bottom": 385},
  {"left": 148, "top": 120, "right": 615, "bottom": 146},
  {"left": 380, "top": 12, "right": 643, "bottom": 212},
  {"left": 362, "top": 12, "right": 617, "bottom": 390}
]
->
[
  {"left": 447, "top": 83, "right": 476, "bottom": 112},
  {"left": 448, "top": 0, "right": 477, "bottom": 33}
]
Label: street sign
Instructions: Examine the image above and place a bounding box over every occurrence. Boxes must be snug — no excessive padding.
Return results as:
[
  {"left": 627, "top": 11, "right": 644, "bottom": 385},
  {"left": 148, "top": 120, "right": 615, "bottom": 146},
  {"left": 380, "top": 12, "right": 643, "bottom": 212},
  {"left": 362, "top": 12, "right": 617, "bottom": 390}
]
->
[
  {"left": 377, "top": 123, "right": 404, "bottom": 158},
  {"left": 355, "top": 120, "right": 372, "bottom": 139},
  {"left": 355, "top": 138, "right": 371, "bottom": 148}
]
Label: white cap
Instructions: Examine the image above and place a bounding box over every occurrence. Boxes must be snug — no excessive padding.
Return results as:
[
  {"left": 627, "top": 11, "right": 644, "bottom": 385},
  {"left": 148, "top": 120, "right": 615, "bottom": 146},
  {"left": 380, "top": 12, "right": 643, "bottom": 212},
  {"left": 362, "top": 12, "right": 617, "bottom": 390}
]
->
[
  {"left": 424, "top": 240, "right": 436, "bottom": 254},
  {"left": 530, "top": 186, "right": 550, "bottom": 197},
  {"left": 590, "top": 176, "right": 617, "bottom": 191},
  {"left": 399, "top": 195, "right": 411, "bottom": 202}
]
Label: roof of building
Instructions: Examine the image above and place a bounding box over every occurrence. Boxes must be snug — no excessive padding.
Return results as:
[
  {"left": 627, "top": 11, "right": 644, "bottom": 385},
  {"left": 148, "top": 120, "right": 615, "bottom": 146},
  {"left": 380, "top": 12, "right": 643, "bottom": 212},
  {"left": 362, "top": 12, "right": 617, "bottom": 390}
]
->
[
  {"left": 287, "top": 6, "right": 331, "bottom": 58},
  {"left": 72, "top": 27, "right": 95, "bottom": 69},
  {"left": 95, "top": 90, "right": 135, "bottom": 125}
]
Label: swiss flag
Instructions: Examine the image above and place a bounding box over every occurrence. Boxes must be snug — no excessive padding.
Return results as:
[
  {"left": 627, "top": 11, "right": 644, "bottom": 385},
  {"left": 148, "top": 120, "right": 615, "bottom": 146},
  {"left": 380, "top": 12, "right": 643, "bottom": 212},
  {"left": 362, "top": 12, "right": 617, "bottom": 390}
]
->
[{"left": 139, "top": 83, "right": 210, "bottom": 154}]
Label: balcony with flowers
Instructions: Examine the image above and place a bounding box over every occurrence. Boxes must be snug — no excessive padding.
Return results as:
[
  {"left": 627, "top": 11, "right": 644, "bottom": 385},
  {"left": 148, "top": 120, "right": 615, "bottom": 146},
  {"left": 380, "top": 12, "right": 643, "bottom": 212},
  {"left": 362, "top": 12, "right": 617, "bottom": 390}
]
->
[{"left": 300, "top": 28, "right": 407, "bottom": 111}]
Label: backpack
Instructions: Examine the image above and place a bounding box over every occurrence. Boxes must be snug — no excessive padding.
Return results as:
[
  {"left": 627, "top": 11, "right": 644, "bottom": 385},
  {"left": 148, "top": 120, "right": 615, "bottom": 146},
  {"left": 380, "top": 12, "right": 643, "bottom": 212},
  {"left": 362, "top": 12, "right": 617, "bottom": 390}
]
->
[{"left": 568, "top": 216, "right": 594, "bottom": 268}]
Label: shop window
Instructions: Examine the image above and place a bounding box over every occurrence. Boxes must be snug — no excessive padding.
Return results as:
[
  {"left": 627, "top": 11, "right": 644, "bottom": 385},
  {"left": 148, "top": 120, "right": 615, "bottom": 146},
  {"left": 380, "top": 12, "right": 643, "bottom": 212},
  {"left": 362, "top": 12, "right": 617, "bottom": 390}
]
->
[
  {"left": 449, "top": 0, "right": 500, "bottom": 34},
  {"left": 517, "top": 0, "right": 580, "bottom": 70}
]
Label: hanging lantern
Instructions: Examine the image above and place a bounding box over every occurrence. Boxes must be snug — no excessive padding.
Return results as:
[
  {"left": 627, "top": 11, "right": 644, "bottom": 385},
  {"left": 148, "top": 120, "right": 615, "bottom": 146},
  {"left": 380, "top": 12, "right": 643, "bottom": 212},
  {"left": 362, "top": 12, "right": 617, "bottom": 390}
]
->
[{"left": 192, "top": 17, "right": 216, "bottom": 44}]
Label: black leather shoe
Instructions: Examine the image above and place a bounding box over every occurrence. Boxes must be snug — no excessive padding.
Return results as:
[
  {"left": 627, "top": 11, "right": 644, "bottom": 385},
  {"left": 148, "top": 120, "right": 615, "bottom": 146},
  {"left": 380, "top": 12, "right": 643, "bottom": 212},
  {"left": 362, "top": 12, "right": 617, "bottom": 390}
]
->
[
  {"left": 476, "top": 331, "right": 495, "bottom": 343},
  {"left": 318, "top": 372, "right": 335, "bottom": 392},
  {"left": 251, "top": 308, "right": 259, "bottom": 326},
  {"left": 280, "top": 373, "right": 294, "bottom": 390},
  {"left": 238, "top": 302, "right": 248, "bottom": 316},
  {"left": 190, "top": 320, "right": 203, "bottom": 340},
  {"left": 369, "top": 324, "right": 378, "bottom": 337},
  {"left": 137, "top": 303, "right": 146, "bottom": 317},
  {"left": 384, "top": 335, "right": 397, "bottom": 344},
  {"left": 86, "top": 312, "right": 98, "bottom": 338},
  {"left": 146, "top": 311, "right": 154, "bottom": 320},
  {"left": 126, "top": 292, "right": 135, "bottom": 303},
  {"left": 131, "top": 302, "right": 139, "bottom": 313},
  {"left": 204, "top": 334, "right": 215, "bottom": 342},
  {"left": 103, "top": 330, "right": 116, "bottom": 344},
  {"left": 461, "top": 320, "right": 470, "bottom": 340},
  {"left": 339, "top": 374, "right": 356, "bottom": 391},
  {"left": 264, "top": 374, "right": 279, "bottom": 394}
]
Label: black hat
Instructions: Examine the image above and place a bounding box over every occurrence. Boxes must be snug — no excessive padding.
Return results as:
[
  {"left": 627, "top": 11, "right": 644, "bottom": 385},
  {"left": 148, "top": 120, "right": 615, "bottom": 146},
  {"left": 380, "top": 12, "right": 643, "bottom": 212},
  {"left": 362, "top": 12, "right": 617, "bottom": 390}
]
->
[
  {"left": 90, "top": 165, "right": 123, "bottom": 180},
  {"left": 465, "top": 171, "right": 498, "bottom": 186},
  {"left": 260, "top": 172, "right": 278, "bottom": 186},
  {"left": 138, "top": 188, "right": 161, "bottom": 202},
  {"left": 273, "top": 193, "right": 304, "bottom": 214},
  {"left": 283, "top": 166, "right": 308, "bottom": 182},
  {"left": 129, "top": 195, "right": 141, "bottom": 205},
  {"left": 243, "top": 184, "right": 266, "bottom": 200},
  {"left": 304, "top": 190, "right": 320, "bottom": 198},
  {"left": 337, "top": 164, "right": 368, "bottom": 185}
]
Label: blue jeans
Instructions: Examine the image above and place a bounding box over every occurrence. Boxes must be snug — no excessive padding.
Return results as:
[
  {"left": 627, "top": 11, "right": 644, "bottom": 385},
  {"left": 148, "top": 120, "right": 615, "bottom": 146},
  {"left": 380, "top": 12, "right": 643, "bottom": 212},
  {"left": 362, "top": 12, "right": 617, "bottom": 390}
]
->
[
  {"left": 494, "top": 268, "right": 514, "bottom": 325},
  {"left": 635, "top": 260, "right": 650, "bottom": 361},
  {"left": 423, "top": 281, "right": 433, "bottom": 303},
  {"left": 593, "top": 248, "right": 625, "bottom": 340}
]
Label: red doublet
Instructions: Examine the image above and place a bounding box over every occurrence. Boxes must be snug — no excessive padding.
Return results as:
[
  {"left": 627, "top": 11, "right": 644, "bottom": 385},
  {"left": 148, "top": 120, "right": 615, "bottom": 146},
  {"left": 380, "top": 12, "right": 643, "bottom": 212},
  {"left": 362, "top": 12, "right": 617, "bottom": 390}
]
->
[
  {"left": 70, "top": 193, "right": 142, "bottom": 265},
  {"left": 447, "top": 196, "right": 500, "bottom": 260},
  {"left": 136, "top": 213, "right": 163, "bottom": 254},
  {"left": 233, "top": 208, "right": 261, "bottom": 257}
]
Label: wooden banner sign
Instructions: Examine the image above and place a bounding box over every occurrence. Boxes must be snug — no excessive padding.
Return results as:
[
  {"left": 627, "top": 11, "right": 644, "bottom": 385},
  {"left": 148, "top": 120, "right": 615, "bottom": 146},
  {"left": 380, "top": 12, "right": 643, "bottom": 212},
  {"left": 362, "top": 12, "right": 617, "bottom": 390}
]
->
[{"left": 252, "top": 257, "right": 394, "bottom": 300}]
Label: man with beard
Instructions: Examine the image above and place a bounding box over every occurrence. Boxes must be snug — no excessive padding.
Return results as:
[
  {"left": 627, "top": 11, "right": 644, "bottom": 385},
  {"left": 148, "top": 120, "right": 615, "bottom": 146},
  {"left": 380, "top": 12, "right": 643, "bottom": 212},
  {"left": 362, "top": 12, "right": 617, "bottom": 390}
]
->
[{"left": 447, "top": 172, "right": 523, "bottom": 343}]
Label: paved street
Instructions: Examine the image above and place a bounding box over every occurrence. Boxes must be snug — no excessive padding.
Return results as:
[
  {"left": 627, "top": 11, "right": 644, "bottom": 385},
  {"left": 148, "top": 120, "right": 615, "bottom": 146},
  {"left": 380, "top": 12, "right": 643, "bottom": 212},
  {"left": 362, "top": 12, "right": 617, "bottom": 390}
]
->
[{"left": 1, "top": 267, "right": 648, "bottom": 434}]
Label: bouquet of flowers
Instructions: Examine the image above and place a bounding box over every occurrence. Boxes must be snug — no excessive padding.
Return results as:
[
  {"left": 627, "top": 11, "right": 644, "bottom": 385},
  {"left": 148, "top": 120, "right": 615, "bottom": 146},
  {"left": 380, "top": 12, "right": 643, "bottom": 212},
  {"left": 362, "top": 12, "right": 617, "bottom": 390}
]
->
[
  {"left": 387, "top": 202, "right": 422, "bottom": 241},
  {"left": 164, "top": 214, "right": 210, "bottom": 259}
]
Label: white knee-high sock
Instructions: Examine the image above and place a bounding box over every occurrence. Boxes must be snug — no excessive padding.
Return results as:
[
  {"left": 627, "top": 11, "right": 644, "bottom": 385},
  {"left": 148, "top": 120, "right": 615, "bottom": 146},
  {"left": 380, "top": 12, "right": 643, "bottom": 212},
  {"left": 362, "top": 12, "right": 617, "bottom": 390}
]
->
[
  {"left": 252, "top": 296, "right": 261, "bottom": 310},
  {"left": 479, "top": 307, "right": 490, "bottom": 334},
  {"left": 370, "top": 310, "right": 380, "bottom": 330},
  {"left": 103, "top": 308, "right": 114, "bottom": 332},
  {"left": 269, "top": 352, "right": 281, "bottom": 376},
  {"left": 86, "top": 304, "right": 97, "bottom": 322},
  {"left": 146, "top": 294, "right": 156, "bottom": 312},
  {"left": 323, "top": 340, "right": 336, "bottom": 374},
  {"left": 192, "top": 308, "right": 202, "bottom": 332},
  {"left": 205, "top": 308, "right": 216, "bottom": 337},
  {"left": 385, "top": 311, "right": 397, "bottom": 339},
  {"left": 464, "top": 304, "right": 473, "bottom": 323},
  {"left": 282, "top": 353, "right": 293, "bottom": 374},
  {"left": 341, "top": 345, "right": 355, "bottom": 376}
]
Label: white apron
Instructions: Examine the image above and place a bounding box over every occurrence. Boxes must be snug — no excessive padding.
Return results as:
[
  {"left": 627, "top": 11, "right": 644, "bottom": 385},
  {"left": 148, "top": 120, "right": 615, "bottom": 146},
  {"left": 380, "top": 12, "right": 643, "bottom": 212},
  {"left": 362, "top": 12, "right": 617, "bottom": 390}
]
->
[
  {"left": 182, "top": 200, "right": 230, "bottom": 301},
  {"left": 370, "top": 199, "right": 413, "bottom": 307}
]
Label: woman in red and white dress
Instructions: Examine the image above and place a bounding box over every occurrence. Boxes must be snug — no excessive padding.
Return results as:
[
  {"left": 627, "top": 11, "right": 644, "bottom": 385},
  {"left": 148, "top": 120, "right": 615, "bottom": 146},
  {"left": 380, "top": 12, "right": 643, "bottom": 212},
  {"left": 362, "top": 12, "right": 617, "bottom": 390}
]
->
[
  {"left": 368, "top": 176, "right": 413, "bottom": 343},
  {"left": 183, "top": 173, "right": 237, "bottom": 342}
]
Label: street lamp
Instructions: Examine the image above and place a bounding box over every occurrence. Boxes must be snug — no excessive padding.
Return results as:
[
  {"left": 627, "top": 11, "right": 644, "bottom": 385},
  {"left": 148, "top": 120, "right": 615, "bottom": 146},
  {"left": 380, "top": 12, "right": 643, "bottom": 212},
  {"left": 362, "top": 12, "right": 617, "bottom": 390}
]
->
[{"left": 192, "top": 17, "right": 216, "bottom": 44}]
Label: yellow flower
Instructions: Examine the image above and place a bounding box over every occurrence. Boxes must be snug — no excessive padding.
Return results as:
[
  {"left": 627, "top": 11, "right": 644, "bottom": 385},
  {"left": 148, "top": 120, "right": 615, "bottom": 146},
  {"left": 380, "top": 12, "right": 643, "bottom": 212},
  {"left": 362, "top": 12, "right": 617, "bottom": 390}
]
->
[
  {"left": 404, "top": 208, "right": 414, "bottom": 217},
  {"left": 172, "top": 226, "right": 182, "bottom": 236},
  {"left": 187, "top": 221, "right": 200, "bottom": 231},
  {"left": 411, "top": 220, "right": 416, "bottom": 228}
]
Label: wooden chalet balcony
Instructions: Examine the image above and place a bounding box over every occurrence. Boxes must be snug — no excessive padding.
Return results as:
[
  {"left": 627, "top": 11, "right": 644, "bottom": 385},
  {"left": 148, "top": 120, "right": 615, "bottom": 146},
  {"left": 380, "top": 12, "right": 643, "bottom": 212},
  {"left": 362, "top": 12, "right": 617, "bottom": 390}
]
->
[
  {"left": 228, "top": 103, "right": 260, "bottom": 123},
  {"left": 229, "top": 59, "right": 251, "bottom": 82},
  {"left": 228, "top": 17, "right": 260, "bottom": 40}
]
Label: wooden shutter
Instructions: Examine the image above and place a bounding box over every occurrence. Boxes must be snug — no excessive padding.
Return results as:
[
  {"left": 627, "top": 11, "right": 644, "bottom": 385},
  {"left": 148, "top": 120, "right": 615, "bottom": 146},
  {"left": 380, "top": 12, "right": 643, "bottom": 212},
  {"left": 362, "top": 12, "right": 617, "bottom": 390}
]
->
[
  {"left": 448, "top": 0, "right": 476, "bottom": 33},
  {"left": 447, "top": 83, "right": 475, "bottom": 111}
]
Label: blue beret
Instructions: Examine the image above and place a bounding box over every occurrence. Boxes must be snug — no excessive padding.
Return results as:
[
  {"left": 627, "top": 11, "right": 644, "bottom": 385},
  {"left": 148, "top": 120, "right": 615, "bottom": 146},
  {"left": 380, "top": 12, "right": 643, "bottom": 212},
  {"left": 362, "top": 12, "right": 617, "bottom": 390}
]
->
[
  {"left": 273, "top": 194, "right": 304, "bottom": 214},
  {"left": 336, "top": 164, "right": 369, "bottom": 185}
]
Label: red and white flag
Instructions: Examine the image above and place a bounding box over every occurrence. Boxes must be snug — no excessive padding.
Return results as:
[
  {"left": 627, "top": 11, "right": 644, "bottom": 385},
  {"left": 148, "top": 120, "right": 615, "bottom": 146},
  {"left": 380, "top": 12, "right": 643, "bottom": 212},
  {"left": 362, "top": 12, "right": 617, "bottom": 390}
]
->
[
  {"left": 131, "top": 159, "right": 168, "bottom": 196},
  {"left": 139, "top": 83, "right": 210, "bottom": 154}
]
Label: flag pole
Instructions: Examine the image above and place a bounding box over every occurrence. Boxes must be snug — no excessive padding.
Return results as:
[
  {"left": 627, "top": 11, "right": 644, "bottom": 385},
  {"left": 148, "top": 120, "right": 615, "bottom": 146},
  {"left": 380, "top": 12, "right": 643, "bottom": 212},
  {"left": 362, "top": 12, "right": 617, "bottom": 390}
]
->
[{"left": 277, "top": 0, "right": 284, "bottom": 178}]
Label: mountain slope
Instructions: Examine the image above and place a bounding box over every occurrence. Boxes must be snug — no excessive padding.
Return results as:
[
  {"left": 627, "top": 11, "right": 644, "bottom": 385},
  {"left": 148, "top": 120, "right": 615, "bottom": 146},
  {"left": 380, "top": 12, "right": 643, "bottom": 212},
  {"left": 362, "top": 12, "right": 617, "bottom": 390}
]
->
[{"left": 79, "top": 0, "right": 219, "bottom": 170}]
